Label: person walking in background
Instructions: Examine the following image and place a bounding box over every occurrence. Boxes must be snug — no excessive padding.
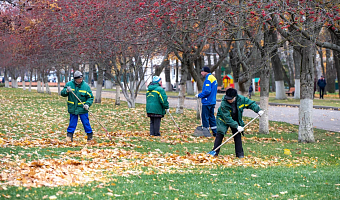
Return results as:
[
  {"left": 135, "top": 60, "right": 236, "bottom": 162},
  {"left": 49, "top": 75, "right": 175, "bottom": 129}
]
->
[
  {"left": 317, "top": 75, "right": 327, "bottom": 99},
  {"left": 248, "top": 84, "right": 253, "bottom": 99},
  {"left": 212, "top": 88, "right": 264, "bottom": 158},
  {"left": 146, "top": 76, "right": 169, "bottom": 136},
  {"left": 61, "top": 71, "right": 94, "bottom": 142},
  {"left": 195, "top": 66, "right": 218, "bottom": 137}
]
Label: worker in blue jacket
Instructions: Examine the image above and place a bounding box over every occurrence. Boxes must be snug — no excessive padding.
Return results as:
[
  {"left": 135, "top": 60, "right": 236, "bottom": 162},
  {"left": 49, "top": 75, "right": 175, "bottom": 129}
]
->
[{"left": 195, "top": 66, "right": 218, "bottom": 136}]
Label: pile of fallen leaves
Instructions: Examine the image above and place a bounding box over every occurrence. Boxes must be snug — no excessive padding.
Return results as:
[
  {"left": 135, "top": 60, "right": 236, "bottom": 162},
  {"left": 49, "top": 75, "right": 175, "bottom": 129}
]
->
[{"left": 0, "top": 145, "right": 318, "bottom": 187}]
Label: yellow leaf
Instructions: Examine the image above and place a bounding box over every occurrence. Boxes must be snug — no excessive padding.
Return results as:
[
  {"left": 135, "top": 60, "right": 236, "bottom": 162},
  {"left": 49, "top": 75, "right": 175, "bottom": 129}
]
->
[
  {"left": 49, "top": 196, "right": 57, "bottom": 200},
  {"left": 284, "top": 149, "right": 291, "bottom": 155}
]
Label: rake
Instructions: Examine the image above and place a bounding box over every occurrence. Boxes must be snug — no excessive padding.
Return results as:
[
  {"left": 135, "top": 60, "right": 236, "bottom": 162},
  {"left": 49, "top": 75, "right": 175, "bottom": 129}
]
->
[
  {"left": 167, "top": 109, "right": 182, "bottom": 134},
  {"left": 207, "top": 114, "right": 261, "bottom": 156},
  {"left": 69, "top": 89, "right": 112, "bottom": 142}
]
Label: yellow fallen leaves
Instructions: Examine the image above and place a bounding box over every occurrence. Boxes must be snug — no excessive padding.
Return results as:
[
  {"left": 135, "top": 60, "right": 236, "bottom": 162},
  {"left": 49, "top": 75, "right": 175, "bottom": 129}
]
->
[
  {"left": 284, "top": 149, "right": 291, "bottom": 155},
  {"left": 0, "top": 147, "right": 318, "bottom": 187}
]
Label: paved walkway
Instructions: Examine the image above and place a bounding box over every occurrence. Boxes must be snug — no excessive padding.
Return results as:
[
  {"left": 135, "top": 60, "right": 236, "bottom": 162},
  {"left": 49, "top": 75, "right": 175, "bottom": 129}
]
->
[{"left": 30, "top": 87, "right": 340, "bottom": 133}]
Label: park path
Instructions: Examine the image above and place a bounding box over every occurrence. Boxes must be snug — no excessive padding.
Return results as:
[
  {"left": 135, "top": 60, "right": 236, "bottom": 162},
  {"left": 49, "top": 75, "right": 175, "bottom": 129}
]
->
[{"left": 31, "top": 87, "right": 340, "bottom": 133}]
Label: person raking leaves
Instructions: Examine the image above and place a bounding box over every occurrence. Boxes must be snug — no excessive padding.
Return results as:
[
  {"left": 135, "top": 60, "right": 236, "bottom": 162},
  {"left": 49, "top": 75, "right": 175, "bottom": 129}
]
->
[
  {"left": 146, "top": 76, "right": 169, "bottom": 136},
  {"left": 61, "top": 71, "right": 94, "bottom": 142},
  {"left": 212, "top": 88, "right": 264, "bottom": 158}
]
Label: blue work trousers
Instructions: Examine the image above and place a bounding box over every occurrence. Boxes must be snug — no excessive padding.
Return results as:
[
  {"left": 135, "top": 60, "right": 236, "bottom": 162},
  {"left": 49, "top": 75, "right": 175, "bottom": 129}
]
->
[
  {"left": 201, "top": 104, "right": 217, "bottom": 134},
  {"left": 67, "top": 113, "right": 93, "bottom": 133}
]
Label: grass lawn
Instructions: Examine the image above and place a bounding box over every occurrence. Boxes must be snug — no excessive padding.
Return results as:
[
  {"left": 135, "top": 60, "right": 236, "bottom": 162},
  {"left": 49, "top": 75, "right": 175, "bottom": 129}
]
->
[{"left": 0, "top": 88, "right": 339, "bottom": 199}]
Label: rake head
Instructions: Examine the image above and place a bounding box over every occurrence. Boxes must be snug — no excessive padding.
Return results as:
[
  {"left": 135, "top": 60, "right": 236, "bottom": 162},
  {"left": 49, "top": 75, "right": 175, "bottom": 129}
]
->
[{"left": 207, "top": 150, "right": 217, "bottom": 156}]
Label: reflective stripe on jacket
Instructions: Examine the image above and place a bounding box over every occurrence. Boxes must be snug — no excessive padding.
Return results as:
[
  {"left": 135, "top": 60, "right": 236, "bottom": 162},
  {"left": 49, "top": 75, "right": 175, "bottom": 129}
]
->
[
  {"left": 61, "top": 80, "right": 94, "bottom": 115},
  {"left": 198, "top": 73, "right": 218, "bottom": 105},
  {"left": 216, "top": 94, "right": 261, "bottom": 135},
  {"left": 146, "top": 82, "right": 169, "bottom": 116}
]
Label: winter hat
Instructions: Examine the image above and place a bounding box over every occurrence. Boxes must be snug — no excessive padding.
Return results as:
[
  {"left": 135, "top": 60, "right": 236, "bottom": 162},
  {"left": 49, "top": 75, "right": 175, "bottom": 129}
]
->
[
  {"left": 225, "top": 88, "right": 238, "bottom": 100},
  {"left": 152, "top": 76, "right": 161, "bottom": 83},
  {"left": 201, "top": 66, "right": 211, "bottom": 73},
  {"left": 74, "top": 71, "right": 83, "bottom": 79}
]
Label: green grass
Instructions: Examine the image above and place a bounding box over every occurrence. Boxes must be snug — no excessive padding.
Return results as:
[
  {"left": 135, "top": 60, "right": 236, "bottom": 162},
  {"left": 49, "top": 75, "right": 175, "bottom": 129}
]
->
[{"left": 1, "top": 87, "right": 340, "bottom": 199}]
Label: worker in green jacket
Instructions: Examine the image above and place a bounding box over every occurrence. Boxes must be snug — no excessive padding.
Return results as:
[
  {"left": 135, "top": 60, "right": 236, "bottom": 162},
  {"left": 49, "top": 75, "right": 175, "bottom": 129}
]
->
[
  {"left": 213, "top": 88, "right": 264, "bottom": 157},
  {"left": 61, "top": 71, "right": 94, "bottom": 142},
  {"left": 146, "top": 76, "right": 169, "bottom": 136}
]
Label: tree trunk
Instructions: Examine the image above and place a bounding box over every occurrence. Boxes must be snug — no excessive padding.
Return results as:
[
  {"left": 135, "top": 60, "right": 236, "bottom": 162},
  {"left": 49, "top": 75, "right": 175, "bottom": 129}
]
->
[
  {"left": 213, "top": 44, "right": 222, "bottom": 86},
  {"left": 284, "top": 43, "right": 295, "bottom": 87},
  {"left": 269, "top": 28, "right": 286, "bottom": 99},
  {"left": 95, "top": 64, "right": 103, "bottom": 103},
  {"left": 115, "top": 85, "right": 121, "bottom": 105},
  {"left": 21, "top": 71, "right": 26, "bottom": 91},
  {"left": 175, "top": 59, "right": 179, "bottom": 92},
  {"left": 165, "top": 62, "right": 172, "bottom": 91},
  {"left": 329, "top": 30, "right": 340, "bottom": 98},
  {"left": 259, "top": 64, "right": 270, "bottom": 134},
  {"left": 298, "top": 39, "right": 315, "bottom": 143},
  {"left": 56, "top": 70, "right": 61, "bottom": 95},
  {"left": 293, "top": 49, "right": 302, "bottom": 99},
  {"left": 259, "top": 26, "right": 271, "bottom": 134},
  {"left": 41, "top": 74, "right": 45, "bottom": 93},
  {"left": 176, "top": 62, "right": 188, "bottom": 114},
  {"left": 93, "top": 64, "right": 98, "bottom": 88},
  {"left": 37, "top": 81, "right": 41, "bottom": 93},
  {"left": 28, "top": 69, "right": 33, "bottom": 92},
  {"left": 88, "top": 64, "right": 93, "bottom": 87},
  {"left": 105, "top": 80, "right": 112, "bottom": 89},
  {"left": 326, "top": 48, "right": 336, "bottom": 93},
  {"left": 186, "top": 64, "right": 194, "bottom": 95}
]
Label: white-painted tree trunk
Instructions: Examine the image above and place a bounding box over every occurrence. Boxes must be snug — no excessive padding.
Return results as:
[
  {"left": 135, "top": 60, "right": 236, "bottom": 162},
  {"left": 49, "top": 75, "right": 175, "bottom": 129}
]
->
[
  {"left": 29, "top": 82, "right": 32, "bottom": 92},
  {"left": 234, "top": 82, "right": 239, "bottom": 91},
  {"left": 186, "top": 80, "right": 194, "bottom": 95},
  {"left": 5, "top": 80, "right": 9, "bottom": 88},
  {"left": 275, "top": 80, "right": 287, "bottom": 99},
  {"left": 259, "top": 96, "right": 269, "bottom": 134},
  {"left": 294, "top": 79, "right": 300, "bottom": 99},
  {"left": 165, "top": 82, "right": 172, "bottom": 92},
  {"left": 115, "top": 85, "right": 121, "bottom": 105},
  {"left": 22, "top": 81, "right": 26, "bottom": 90},
  {"left": 41, "top": 81, "right": 45, "bottom": 93},
  {"left": 37, "top": 81, "right": 41, "bottom": 92},
  {"left": 45, "top": 82, "right": 51, "bottom": 95},
  {"left": 139, "top": 80, "right": 146, "bottom": 91},
  {"left": 94, "top": 81, "right": 97, "bottom": 88},
  {"left": 57, "top": 83, "right": 61, "bottom": 95},
  {"left": 176, "top": 84, "right": 186, "bottom": 114},
  {"left": 298, "top": 99, "right": 315, "bottom": 142},
  {"left": 12, "top": 80, "right": 18, "bottom": 88},
  {"left": 95, "top": 83, "right": 102, "bottom": 103},
  {"left": 105, "top": 80, "right": 112, "bottom": 89}
]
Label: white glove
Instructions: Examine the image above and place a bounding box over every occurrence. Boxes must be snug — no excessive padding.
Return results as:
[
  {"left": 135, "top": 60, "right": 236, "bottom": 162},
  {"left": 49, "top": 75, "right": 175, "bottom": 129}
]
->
[
  {"left": 237, "top": 126, "right": 244, "bottom": 132},
  {"left": 258, "top": 110, "right": 264, "bottom": 116},
  {"left": 166, "top": 109, "right": 170, "bottom": 113},
  {"left": 195, "top": 94, "right": 199, "bottom": 98},
  {"left": 66, "top": 86, "right": 72, "bottom": 92},
  {"left": 83, "top": 104, "right": 89, "bottom": 110}
]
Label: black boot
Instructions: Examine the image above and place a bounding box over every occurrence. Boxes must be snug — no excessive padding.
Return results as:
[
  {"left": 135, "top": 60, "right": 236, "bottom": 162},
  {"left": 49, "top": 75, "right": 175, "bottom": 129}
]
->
[
  {"left": 87, "top": 132, "right": 93, "bottom": 141},
  {"left": 66, "top": 132, "right": 73, "bottom": 142}
]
